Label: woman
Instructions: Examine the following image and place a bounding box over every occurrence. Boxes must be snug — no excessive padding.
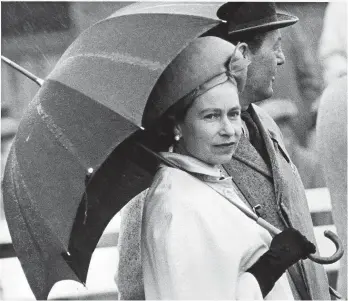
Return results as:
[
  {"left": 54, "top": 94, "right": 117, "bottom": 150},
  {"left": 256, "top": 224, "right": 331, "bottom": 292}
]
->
[{"left": 118, "top": 37, "right": 315, "bottom": 300}]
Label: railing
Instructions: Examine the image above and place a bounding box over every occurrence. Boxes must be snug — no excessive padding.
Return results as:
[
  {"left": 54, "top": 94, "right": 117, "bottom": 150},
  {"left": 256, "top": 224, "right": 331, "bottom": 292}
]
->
[{"left": 0, "top": 188, "right": 340, "bottom": 299}]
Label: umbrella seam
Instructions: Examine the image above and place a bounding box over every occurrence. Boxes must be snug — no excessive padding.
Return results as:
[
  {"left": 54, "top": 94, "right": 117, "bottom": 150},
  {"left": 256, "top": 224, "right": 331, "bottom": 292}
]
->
[{"left": 57, "top": 52, "right": 164, "bottom": 71}]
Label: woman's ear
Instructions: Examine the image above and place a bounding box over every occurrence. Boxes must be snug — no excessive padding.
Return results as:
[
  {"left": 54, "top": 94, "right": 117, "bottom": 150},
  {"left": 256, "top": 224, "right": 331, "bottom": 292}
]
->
[{"left": 173, "top": 124, "right": 182, "bottom": 138}]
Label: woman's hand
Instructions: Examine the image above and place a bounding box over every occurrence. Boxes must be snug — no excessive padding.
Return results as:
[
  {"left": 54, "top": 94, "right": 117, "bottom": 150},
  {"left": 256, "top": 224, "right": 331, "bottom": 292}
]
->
[{"left": 246, "top": 228, "right": 316, "bottom": 297}]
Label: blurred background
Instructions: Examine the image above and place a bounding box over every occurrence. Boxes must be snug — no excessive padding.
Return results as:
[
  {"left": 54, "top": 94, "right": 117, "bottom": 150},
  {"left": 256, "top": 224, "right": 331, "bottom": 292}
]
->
[{"left": 1, "top": 2, "right": 346, "bottom": 300}]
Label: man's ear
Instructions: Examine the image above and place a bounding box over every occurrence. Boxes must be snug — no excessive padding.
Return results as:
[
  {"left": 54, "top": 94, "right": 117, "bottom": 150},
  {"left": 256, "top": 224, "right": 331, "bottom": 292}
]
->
[{"left": 238, "top": 42, "right": 250, "bottom": 59}]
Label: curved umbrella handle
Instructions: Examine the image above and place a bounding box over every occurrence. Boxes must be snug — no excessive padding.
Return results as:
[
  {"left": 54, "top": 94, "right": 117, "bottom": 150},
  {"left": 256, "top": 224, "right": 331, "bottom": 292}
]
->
[
  {"left": 256, "top": 218, "right": 344, "bottom": 264},
  {"left": 307, "top": 230, "right": 344, "bottom": 264}
]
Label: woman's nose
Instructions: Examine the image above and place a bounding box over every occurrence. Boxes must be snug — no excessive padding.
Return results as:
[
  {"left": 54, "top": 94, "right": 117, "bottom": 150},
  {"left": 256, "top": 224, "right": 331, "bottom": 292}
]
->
[{"left": 220, "top": 118, "right": 239, "bottom": 136}]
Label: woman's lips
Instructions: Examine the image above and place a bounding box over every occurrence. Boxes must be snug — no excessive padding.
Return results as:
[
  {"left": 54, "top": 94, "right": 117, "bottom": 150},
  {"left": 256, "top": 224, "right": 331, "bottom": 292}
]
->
[{"left": 215, "top": 142, "right": 236, "bottom": 147}]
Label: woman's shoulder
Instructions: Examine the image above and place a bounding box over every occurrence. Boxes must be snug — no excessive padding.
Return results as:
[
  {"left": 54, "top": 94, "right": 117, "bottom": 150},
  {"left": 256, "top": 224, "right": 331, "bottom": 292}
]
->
[
  {"left": 146, "top": 166, "right": 207, "bottom": 212},
  {"left": 151, "top": 166, "right": 196, "bottom": 197}
]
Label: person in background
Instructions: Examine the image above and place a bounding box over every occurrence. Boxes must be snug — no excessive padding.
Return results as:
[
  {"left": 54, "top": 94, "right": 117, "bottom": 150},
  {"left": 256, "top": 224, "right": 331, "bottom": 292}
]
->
[
  {"left": 316, "top": 75, "right": 347, "bottom": 299},
  {"left": 258, "top": 99, "right": 325, "bottom": 189},
  {"left": 318, "top": 6, "right": 347, "bottom": 295},
  {"left": 319, "top": 2, "right": 347, "bottom": 87}
]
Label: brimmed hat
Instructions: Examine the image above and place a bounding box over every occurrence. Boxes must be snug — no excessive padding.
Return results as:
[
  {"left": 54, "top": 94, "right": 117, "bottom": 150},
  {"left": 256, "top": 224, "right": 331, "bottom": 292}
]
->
[
  {"left": 142, "top": 36, "right": 250, "bottom": 128},
  {"left": 217, "top": 2, "right": 298, "bottom": 35}
]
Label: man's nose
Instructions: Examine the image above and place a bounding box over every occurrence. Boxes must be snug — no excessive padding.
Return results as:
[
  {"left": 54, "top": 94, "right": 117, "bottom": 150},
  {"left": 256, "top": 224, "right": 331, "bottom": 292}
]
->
[{"left": 277, "top": 50, "right": 285, "bottom": 66}]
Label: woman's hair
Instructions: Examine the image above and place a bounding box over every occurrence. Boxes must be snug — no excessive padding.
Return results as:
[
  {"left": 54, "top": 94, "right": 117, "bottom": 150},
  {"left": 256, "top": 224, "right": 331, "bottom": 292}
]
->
[{"left": 145, "top": 96, "right": 194, "bottom": 152}]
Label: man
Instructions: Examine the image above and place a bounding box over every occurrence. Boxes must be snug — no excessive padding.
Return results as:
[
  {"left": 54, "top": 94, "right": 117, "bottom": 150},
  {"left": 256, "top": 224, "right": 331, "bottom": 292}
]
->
[
  {"left": 117, "top": 3, "right": 331, "bottom": 300},
  {"left": 214, "top": 3, "right": 330, "bottom": 300}
]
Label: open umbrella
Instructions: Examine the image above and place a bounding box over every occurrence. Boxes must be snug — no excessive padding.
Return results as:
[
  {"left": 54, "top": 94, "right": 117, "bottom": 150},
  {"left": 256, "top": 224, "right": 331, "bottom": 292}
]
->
[{"left": 1, "top": 3, "right": 222, "bottom": 299}]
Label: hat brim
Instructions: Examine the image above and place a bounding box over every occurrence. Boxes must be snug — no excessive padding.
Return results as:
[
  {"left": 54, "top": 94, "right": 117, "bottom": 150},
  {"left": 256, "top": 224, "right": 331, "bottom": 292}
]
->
[{"left": 228, "top": 13, "right": 298, "bottom": 35}]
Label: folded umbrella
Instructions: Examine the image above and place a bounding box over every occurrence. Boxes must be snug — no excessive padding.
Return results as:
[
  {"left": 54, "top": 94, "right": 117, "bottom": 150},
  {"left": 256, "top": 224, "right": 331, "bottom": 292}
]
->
[{"left": 2, "top": 3, "right": 221, "bottom": 299}]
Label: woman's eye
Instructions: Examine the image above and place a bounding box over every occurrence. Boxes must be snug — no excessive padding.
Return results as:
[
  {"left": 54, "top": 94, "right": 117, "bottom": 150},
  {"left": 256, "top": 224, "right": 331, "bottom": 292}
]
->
[
  {"left": 204, "top": 113, "right": 219, "bottom": 120},
  {"left": 229, "top": 111, "right": 241, "bottom": 118}
]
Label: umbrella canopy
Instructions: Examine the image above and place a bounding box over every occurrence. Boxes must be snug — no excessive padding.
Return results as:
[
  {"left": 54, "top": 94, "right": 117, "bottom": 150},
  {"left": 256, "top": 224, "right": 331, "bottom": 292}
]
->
[{"left": 2, "top": 3, "right": 221, "bottom": 299}]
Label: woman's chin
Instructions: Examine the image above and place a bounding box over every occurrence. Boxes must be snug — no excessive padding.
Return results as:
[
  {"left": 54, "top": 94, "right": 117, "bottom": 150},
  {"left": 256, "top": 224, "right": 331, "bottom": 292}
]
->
[{"left": 209, "top": 153, "right": 234, "bottom": 166}]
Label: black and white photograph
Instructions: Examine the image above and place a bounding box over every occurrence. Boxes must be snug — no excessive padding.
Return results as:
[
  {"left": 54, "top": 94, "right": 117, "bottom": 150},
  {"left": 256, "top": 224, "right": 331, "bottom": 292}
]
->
[{"left": 0, "top": 2, "right": 347, "bottom": 300}]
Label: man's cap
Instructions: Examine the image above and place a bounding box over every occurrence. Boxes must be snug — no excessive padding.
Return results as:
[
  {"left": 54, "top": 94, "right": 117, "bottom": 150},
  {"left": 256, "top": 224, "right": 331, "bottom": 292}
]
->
[
  {"left": 142, "top": 36, "right": 249, "bottom": 128},
  {"left": 217, "top": 2, "right": 298, "bottom": 36}
]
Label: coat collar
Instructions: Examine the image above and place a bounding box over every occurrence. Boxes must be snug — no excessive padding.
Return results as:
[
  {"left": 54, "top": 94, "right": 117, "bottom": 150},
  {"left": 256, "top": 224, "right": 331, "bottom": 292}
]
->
[
  {"left": 251, "top": 103, "right": 291, "bottom": 163},
  {"left": 232, "top": 103, "right": 292, "bottom": 176},
  {"left": 159, "top": 152, "right": 230, "bottom": 181}
]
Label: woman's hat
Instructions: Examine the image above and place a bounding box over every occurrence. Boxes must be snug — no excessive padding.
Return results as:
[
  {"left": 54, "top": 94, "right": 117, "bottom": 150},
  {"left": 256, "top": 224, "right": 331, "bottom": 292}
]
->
[
  {"left": 142, "top": 36, "right": 250, "bottom": 128},
  {"left": 217, "top": 2, "right": 298, "bottom": 35}
]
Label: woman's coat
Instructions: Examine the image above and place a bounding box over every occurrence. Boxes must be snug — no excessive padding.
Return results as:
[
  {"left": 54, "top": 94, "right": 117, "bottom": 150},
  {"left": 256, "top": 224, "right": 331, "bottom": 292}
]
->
[{"left": 141, "top": 153, "right": 294, "bottom": 300}]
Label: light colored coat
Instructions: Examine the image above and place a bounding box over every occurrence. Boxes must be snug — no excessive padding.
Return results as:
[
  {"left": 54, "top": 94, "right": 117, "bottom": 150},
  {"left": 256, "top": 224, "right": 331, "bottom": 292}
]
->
[
  {"left": 125, "top": 152, "right": 294, "bottom": 300},
  {"left": 316, "top": 76, "right": 347, "bottom": 298}
]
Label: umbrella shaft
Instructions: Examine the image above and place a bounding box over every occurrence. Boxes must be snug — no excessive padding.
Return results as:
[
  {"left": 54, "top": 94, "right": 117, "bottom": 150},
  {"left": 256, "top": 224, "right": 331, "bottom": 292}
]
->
[{"left": 1, "top": 55, "right": 44, "bottom": 86}]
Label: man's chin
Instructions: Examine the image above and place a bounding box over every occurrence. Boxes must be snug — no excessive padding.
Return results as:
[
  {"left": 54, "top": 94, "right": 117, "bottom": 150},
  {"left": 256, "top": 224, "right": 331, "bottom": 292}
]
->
[{"left": 240, "top": 87, "right": 273, "bottom": 108}]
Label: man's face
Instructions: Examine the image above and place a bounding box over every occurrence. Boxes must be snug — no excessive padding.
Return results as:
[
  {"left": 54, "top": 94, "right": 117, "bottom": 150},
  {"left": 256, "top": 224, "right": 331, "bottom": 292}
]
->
[{"left": 241, "top": 29, "right": 285, "bottom": 107}]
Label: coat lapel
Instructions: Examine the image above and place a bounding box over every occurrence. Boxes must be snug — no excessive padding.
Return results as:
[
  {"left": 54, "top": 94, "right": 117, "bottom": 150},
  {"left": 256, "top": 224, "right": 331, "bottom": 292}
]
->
[
  {"left": 233, "top": 129, "right": 273, "bottom": 179},
  {"left": 250, "top": 104, "right": 290, "bottom": 210}
]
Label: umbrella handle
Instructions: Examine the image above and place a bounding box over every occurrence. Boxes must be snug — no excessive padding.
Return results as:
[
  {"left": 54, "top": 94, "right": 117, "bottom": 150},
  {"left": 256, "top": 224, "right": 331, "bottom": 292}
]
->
[
  {"left": 307, "top": 230, "right": 344, "bottom": 264},
  {"left": 257, "top": 217, "right": 344, "bottom": 264}
]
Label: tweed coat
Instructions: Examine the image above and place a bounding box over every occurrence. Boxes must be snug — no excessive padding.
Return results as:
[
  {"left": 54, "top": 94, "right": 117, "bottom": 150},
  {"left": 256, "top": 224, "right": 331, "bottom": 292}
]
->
[
  {"left": 223, "top": 104, "right": 330, "bottom": 300},
  {"left": 116, "top": 103, "right": 331, "bottom": 300}
]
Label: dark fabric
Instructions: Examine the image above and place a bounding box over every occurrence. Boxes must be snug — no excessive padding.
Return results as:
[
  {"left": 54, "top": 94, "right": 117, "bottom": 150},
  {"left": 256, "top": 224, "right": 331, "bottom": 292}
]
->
[
  {"left": 241, "top": 107, "right": 271, "bottom": 166},
  {"left": 216, "top": 2, "right": 298, "bottom": 34},
  {"left": 247, "top": 228, "right": 316, "bottom": 297}
]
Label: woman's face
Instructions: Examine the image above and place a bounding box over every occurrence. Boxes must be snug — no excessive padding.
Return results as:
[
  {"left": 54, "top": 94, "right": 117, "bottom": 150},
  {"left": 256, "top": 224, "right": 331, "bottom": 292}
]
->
[{"left": 176, "top": 81, "right": 243, "bottom": 167}]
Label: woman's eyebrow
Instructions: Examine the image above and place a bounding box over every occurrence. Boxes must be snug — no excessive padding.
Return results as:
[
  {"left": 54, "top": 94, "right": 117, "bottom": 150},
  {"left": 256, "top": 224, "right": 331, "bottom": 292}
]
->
[
  {"left": 200, "top": 108, "right": 220, "bottom": 113},
  {"left": 230, "top": 105, "right": 242, "bottom": 111}
]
